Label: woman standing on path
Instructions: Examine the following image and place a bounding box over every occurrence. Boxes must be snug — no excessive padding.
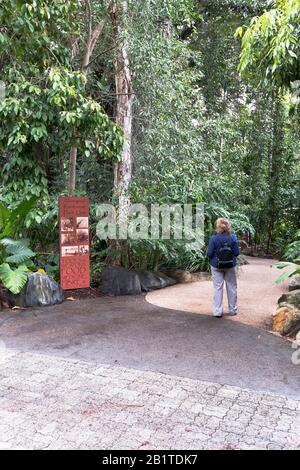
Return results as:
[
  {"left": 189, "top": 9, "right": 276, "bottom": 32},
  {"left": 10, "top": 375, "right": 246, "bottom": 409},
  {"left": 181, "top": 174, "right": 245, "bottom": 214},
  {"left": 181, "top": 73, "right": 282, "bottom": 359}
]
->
[{"left": 207, "top": 218, "right": 240, "bottom": 318}]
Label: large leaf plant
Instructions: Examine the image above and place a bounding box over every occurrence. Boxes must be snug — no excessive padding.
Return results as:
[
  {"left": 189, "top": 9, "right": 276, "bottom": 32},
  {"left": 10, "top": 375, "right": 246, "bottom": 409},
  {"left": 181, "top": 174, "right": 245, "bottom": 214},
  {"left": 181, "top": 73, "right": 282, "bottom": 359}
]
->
[{"left": 0, "top": 198, "right": 36, "bottom": 294}]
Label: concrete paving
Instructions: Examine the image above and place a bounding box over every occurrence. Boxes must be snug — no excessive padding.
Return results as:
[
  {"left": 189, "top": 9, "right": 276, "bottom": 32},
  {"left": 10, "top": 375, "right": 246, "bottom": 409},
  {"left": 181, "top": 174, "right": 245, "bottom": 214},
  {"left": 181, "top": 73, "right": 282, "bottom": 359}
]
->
[
  {"left": 1, "top": 289, "right": 300, "bottom": 449},
  {"left": 0, "top": 295, "right": 299, "bottom": 397},
  {"left": 0, "top": 348, "right": 299, "bottom": 450}
]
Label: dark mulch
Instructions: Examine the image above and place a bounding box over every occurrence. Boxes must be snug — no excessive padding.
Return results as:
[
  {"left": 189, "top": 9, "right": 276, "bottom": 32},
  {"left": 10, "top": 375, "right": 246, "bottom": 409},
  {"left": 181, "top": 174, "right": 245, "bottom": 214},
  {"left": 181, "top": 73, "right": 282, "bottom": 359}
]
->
[{"left": 63, "top": 287, "right": 100, "bottom": 300}]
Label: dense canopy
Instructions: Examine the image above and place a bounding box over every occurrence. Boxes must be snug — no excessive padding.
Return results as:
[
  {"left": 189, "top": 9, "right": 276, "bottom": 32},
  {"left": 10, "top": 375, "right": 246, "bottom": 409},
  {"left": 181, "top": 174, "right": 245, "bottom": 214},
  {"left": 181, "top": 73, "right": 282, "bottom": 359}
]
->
[{"left": 0, "top": 0, "right": 299, "bottom": 291}]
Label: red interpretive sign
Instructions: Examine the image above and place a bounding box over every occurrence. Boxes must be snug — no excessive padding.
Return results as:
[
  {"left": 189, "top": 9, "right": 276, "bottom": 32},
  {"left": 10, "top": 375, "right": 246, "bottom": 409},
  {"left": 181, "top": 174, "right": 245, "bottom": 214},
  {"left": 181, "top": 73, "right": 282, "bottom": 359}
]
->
[{"left": 59, "top": 197, "right": 90, "bottom": 290}]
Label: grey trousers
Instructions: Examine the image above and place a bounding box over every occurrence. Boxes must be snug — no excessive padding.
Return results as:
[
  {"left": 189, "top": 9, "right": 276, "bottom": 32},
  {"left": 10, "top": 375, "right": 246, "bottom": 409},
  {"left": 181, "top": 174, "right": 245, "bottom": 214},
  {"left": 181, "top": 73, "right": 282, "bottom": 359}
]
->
[{"left": 211, "top": 266, "right": 238, "bottom": 316}]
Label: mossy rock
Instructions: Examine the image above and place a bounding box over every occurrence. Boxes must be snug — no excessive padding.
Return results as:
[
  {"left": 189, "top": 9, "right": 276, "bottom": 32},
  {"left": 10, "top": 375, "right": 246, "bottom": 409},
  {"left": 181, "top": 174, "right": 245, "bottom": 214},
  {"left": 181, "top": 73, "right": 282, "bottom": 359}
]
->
[{"left": 278, "top": 289, "right": 300, "bottom": 310}]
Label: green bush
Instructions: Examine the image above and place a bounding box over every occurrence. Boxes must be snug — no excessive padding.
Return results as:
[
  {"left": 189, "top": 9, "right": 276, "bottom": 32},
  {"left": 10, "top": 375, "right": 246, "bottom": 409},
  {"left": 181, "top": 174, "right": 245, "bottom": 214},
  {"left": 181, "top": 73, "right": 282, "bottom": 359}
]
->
[{"left": 283, "top": 230, "right": 300, "bottom": 262}]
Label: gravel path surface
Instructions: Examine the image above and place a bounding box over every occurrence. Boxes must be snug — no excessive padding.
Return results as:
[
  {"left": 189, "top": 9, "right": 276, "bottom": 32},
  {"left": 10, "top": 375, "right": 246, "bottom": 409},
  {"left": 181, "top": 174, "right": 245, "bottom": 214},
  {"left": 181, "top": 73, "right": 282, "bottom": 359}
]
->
[{"left": 147, "top": 257, "right": 286, "bottom": 330}]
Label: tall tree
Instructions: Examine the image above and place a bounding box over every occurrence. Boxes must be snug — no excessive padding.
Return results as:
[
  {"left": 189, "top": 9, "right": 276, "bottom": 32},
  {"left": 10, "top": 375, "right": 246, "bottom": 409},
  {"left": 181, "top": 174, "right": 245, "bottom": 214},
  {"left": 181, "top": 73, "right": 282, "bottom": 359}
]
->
[
  {"left": 0, "top": 0, "right": 123, "bottom": 210},
  {"left": 111, "top": 0, "right": 134, "bottom": 235}
]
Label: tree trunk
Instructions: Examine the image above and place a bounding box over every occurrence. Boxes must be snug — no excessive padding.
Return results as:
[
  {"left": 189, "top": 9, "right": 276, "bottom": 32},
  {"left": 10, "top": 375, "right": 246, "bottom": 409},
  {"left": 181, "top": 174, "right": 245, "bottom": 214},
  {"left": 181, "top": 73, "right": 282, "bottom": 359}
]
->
[
  {"left": 68, "top": 145, "right": 78, "bottom": 197},
  {"left": 266, "top": 97, "right": 284, "bottom": 254},
  {"left": 110, "top": 0, "right": 135, "bottom": 265}
]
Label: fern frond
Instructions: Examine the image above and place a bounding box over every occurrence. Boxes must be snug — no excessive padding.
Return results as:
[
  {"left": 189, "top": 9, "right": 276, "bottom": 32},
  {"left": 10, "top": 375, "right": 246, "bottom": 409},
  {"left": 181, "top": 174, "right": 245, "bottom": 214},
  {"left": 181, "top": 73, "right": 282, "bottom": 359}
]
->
[
  {"left": 5, "top": 248, "right": 36, "bottom": 264},
  {"left": 0, "top": 238, "right": 30, "bottom": 249}
]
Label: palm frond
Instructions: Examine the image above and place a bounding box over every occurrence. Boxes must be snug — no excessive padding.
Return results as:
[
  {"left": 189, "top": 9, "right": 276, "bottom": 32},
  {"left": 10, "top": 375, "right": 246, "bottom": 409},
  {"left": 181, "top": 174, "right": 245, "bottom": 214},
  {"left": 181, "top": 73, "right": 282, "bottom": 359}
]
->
[
  {"left": 274, "top": 261, "right": 300, "bottom": 285},
  {"left": 0, "top": 238, "right": 35, "bottom": 263},
  {"left": 0, "top": 238, "right": 30, "bottom": 249}
]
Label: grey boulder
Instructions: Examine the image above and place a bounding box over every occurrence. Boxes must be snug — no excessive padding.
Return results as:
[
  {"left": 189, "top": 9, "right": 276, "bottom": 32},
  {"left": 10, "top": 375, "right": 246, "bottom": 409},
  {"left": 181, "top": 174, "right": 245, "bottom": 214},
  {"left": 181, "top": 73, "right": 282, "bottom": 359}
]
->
[
  {"left": 9, "top": 272, "right": 64, "bottom": 308},
  {"left": 101, "top": 266, "right": 142, "bottom": 296},
  {"left": 136, "top": 270, "right": 176, "bottom": 292}
]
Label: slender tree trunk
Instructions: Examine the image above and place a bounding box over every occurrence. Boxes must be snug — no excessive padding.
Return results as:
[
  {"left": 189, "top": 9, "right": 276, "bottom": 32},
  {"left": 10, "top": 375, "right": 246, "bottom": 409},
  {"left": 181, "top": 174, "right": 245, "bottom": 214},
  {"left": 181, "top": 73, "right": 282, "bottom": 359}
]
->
[
  {"left": 68, "top": 145, "right": 78, "bottom": 197},
  {"left": 266, "top": 97, "right": 284, "bottom": 254},
  {"left": 110, "top": 0, "right": 135, "bottom": 265}
]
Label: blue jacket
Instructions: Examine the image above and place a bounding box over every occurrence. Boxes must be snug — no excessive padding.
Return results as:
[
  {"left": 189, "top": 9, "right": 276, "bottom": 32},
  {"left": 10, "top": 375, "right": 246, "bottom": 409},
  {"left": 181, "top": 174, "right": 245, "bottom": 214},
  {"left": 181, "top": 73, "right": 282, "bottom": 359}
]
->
[{"left": 207, "top": 233, "right": 240, "bottom": 268}]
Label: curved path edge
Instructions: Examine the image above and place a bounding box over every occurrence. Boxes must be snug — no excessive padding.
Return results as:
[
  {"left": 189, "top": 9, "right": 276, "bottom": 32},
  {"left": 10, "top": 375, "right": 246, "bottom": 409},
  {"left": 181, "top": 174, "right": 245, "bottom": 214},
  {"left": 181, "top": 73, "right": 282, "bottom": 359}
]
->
[{"left": 0, "top": 292, "right": 299, "bottom": 398}]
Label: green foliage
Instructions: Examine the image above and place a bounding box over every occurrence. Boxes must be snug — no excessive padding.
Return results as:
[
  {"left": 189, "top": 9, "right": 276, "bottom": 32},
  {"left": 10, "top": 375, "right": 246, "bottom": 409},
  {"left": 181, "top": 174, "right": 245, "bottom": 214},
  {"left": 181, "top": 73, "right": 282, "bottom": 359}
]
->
[
  {"left": 35, "top": 252, "right": 60, "bottom": 281},
  {"left": 237, "top": 0, "right": 300, "bottom": 90},
  {"left": 90, "top": 259, "right": 107, "bottom": 287},
  {"left": 128, "top": 238, "right": 208, "bottom": 273},
  {"left": 283, "top": 230, "right": 300, "bottom": 260},
  {"left": 0, "top": 263, "right": 29, "bottom": 295},
  {"left": 274, "top": 260, "right": 300, "bottom": 284},
  {"left": 0, "top": 66, "right": 123, "bottom": 196},
  {"left": 108, "top": 204, "right": 255, "bottom": 273},
  {"left": 0, "top": 197, "right": 37, "bottom": 238},
  {"left": 205, "top": 203, "right": 255, "bottom": 238},
  {"left": 0, "top": 238, "right": 35, "bottom": 265},
  {"left": 0, "top": 0, "right": 79, "bottom": 67},
  {"left": 0, "top": 0, "right": 124, "bottom": 209},
  {"left": 0, "top": 0, "right": 299, "bottom": 277},
  {"left": 0, "top": 198, "right": 37, "bottom": 293},
  {"left": 0, "top": 238, "right": 35, "bottom": 294}
]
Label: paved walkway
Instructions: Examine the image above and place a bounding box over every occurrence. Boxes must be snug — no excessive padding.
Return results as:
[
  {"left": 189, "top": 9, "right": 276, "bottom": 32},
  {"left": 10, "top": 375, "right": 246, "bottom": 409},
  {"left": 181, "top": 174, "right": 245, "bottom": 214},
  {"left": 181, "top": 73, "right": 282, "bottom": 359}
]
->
[
  {"left": 0, "top": 256, "right": 299, "bottom": 449},
  {"left": 0, "top": 349, "right": 299, "bottom": 450},
  {"left": 1, "top": 295, "right": 299, "bottom": 396}
]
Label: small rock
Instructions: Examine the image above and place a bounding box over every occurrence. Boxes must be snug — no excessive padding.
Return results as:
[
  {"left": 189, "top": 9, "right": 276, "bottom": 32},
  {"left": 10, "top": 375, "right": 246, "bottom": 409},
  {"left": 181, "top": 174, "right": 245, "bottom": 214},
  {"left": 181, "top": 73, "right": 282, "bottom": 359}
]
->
[
  {"left": 278, "top": 289, "right": 300, "bottom": 310},
  {"left": 288, "top": 275, "right": 300, "bottom": 292},
  {"left": 273, "top": 304, "right": 300, "bottom": 337},
  {"left": 273, "top": 306, "right": 294, "bottom": 333}
]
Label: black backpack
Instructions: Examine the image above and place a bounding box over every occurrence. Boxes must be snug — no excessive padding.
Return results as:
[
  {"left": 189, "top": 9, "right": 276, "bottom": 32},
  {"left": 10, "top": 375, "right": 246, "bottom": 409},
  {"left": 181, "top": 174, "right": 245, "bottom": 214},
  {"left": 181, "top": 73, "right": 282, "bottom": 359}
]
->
[{"left": 217, "top": 241, "right": 234, "bottom": 269}]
